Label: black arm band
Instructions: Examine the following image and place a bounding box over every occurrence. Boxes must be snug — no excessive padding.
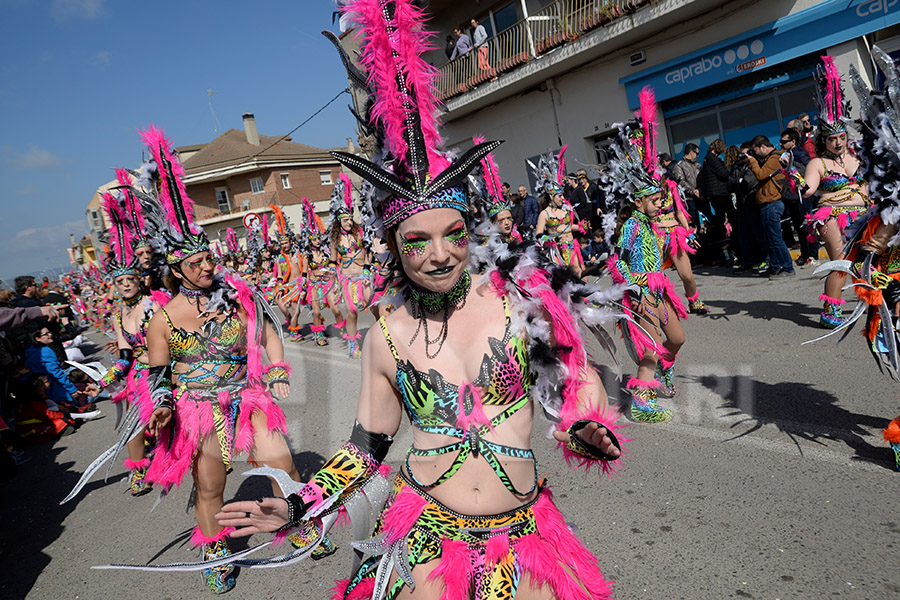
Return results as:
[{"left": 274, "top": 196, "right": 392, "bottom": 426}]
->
[
  {"left": 566, "top": 419, "right": 621, "bottom": 461},
  {"left": 349, "top": 420, "right": 394, "bottom": 463},
  {"left": 118, "top": 348, "right": 134, "bottom": 363},
  {"left": 149, "top": 364, "right": 174, "bottom": 411}
]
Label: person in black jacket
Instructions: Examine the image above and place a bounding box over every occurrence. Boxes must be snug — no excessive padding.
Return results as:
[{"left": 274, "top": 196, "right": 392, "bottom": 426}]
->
[
  {"left": 728, "top": 143, "right": 766, "bottom": 273},
  {"left": 699, "top": 139, "right": 735, "bottom": 264}
]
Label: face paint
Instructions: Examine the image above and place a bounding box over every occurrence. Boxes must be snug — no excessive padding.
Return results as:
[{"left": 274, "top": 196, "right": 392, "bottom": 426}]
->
[
  {"left": 445, "top": 224, "right": 469, "bottom": 247},
  {"left": 400, "top": 236, "right": 428, "bottom": 257}
]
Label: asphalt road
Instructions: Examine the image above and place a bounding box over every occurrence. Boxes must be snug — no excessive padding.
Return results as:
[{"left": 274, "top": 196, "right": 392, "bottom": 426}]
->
[{"left": 2, "top": 264, "right": 899, "bottom": 600}]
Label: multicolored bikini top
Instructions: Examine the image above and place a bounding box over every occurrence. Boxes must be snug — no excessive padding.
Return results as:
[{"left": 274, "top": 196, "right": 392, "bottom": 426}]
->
[
  {"left": 160, "top": 307, "right": 248, "bottom": 387},
  {"left": 820, "top": 159, "right": 863, "bottom": 192},
  {"left": 544, "top": 208, "right": 572, "bottom": 231},
  {"left": 656, "top": 188, "right": 676, "bottom": 217},
  {"left": 378, "top": 295, "right": 536, "bottom": 495},
  {"left": 337, "top": 235, "right": 364, "bottom": 267},
  {"left": 115, "top": 298, "right": 154, "bottom": 359}
]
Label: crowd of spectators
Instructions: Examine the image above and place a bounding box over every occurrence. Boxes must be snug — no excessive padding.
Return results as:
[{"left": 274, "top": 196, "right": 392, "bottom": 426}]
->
[{"left": 0, "top": 275, "right": 103, "bottom": 480}]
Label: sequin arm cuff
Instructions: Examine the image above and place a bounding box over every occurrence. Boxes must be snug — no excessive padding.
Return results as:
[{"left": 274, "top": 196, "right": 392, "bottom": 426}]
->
[
  {"left": 149, "top": 365, "right": 175, "bottom": 413},
  {"left": 281, "top": 422, "right": 393, "bottom": 527},
  {"left": 99, "top": 349, "right": 134, "bottom": 388},
  {"left": 264, "top": 363, "right": 291, "bottom": 387}
]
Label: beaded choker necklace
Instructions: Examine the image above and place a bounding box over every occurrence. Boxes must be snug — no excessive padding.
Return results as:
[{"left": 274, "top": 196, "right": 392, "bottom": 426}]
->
[
  {"left": 822, "top": 148, "right": 846, "bottom": 161},
  {"left": 408, "top": 270, "right": 471, "bottom": 359},
  {"left": 122, "top": 293, "right": 142, "bottom": 308},
  {"left": 179, "top": 285, "right": 207, "bottom": 299}
]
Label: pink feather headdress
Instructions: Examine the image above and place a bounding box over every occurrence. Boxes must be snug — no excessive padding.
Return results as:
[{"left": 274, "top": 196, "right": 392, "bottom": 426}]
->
[
  {"left": 226, "top": 228, "right": 239, "bottom": 254},
  {"left": 138, "top": 126, "right": 209, "bottom": 264},
  {"left": 473, "top": 135, "right": 510, "bottom": 218},
  {"left": 261, "top": 213, "right": 270, "bottom": 247},
  {"left": 814, "top": 56, "right": 851, "bottom": 135},
  {"left": 327, "top": 0, "right": 500, "bottom": 231},
  {"left": 113, "top": 168, "right": 150, "bottom": 249},
  {"left": 101, "top": 191, "right": 140, "bottom": 278},
  {"left": 638, "top": 88, "right": 660, "bottom": 176}
]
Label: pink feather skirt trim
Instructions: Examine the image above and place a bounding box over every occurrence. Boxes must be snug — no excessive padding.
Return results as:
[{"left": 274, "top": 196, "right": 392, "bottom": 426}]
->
[
  {"left": 145, "top": 382, "right": 287, "bottom": 492},
  {"left": 334, "top": 471, "right": 613, "bottom": 600},
  {"left": 659, "top": 224, "right": 696, "bottom": 256},
  {"left": 806, "top": 204, "right": 867, "bottom": 242}
]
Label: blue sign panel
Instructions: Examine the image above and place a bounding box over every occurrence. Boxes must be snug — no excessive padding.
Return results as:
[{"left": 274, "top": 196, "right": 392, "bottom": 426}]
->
[{"left": 621, "top": 0, "right": 900, "bottom": 109}]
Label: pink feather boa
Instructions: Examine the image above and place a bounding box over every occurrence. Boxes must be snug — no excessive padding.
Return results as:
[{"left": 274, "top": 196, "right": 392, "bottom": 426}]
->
[
  {"left": 123, "top": 457, "right": 151, "bottom": 470},
  {"left": 666, "top": 224, "right": 696, "bottom": 256}
]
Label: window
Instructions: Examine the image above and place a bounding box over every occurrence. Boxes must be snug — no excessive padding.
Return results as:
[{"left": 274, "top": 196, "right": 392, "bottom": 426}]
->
[
  {"left": 250, "top": 177, "right": 265, "bottom": 194},
  {"left": 280, "top": 173, "right": 291, "bottom": 189},
  {"left": 89, "top": 209, "right": 103, "bottom": 230},
  {"left": 215, "top": 187, "right": 231, "bottom": 212},
  {"left": 320, "top": 170, "right": 333, "bottom": 186}
]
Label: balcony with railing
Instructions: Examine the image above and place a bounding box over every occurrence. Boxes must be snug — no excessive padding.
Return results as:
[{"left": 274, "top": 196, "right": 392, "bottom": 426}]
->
[
  {"left": 437, "top": 0, "right": 657, "bottom": 101},
  {"left": 194, "top": 192, "right": 278, "bottom": 225}
]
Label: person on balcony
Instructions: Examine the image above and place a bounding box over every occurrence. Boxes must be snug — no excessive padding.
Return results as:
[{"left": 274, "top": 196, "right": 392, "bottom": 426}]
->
[
  {"left": 470, "top": 18, "right": 493, "bottom": 77},
  {"left": 449, "top": 26, "right": 472, "bottom": 60}
]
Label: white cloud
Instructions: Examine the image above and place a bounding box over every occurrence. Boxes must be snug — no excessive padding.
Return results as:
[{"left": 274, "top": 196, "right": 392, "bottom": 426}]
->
[
  {"left": 92, "top": 50, "right": 110, "bottom": 67},
  {"left": 11, "top": 145, "right": 63, "bottom": 170},
  {"left": 13, "top": 219, "right": 88, "bottom": 251},
  {"left": 51, "top": 0, "right": 105, "bottom": 22}
]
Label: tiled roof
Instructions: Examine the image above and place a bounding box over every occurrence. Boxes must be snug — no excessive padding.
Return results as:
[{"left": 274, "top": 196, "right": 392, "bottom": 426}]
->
[{"left": 180, "top": 129, "right": 334, "bottom": 175}]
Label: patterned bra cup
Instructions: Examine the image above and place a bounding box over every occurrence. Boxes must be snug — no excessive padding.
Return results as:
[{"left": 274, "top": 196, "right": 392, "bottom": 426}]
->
[{"left": 379, "top": 295, "right": 537, "bottom": 495}]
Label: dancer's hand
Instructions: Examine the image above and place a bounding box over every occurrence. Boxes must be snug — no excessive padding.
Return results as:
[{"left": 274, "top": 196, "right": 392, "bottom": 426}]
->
[
  {"left": 553, "top": 422, "right": 621, "bottom": 459},
  {"left": 104, "top": 340, "right": 118, "bottom": 354},
  {"left": 83, "top": 383, "right": 101, "bottom": 397},
  {"left": 216, "top": 498, "right": 290, "bottom": 537},
  {"left": 148, "top": 406, "right": 172, "bottom": 436},
  {"left": 270, "top": 382, "right": 290, "bottom": 400}
]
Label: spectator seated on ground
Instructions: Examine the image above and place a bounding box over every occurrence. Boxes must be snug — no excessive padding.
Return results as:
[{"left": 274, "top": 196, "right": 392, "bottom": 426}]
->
[{"left": 23, "top": 324, "right": 99, "bottom": 414}]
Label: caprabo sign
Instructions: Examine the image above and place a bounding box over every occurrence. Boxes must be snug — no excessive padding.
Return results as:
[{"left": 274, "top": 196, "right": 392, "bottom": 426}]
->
[{"left": 664, "top": 39, "right": 765, "bottom": 84}]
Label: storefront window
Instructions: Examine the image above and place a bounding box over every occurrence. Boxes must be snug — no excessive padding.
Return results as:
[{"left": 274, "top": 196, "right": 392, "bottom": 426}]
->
[
  {"left": 666, "top": 79, "right": 817, "bottom": 158},
  {"left": 669, "top": 110, "right": 719, "bottom": 158}
]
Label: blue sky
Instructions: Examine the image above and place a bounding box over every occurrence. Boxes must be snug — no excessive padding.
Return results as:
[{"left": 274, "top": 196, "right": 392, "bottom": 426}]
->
[{"left": 0, "top": 0, "right": 356, "bottom": 284}]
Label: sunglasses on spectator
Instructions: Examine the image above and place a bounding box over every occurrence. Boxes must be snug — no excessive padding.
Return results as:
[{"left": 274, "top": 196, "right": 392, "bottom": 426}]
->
[{"left": 780, "top": 139, "right": 792, "bottom": 145}]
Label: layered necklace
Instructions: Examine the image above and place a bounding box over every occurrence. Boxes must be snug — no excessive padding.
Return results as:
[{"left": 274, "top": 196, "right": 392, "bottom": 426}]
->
[
  {"left": 408, "top": 269, "right": 471, "bottom": 359},
  {"left": 179, "top": 284, "right": 208, "bottom": 315},
  {"left": 122, "top": 293, "right": 143, "bottom": 308}
]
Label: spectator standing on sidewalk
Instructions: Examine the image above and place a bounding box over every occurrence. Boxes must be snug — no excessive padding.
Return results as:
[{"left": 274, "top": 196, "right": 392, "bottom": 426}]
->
[
  {"left": 699, "top": 139, "right": 735, "bottom": 265},
  {"left": 747, "top": 135, "right": 795, "bottom": 277},
  {"left": 519, "top": 184, "right": 540, "bottom": 234},
  {"left": 779, "top": 128, "right": 817, "bottom": 267},
  {"left": 729, "top": 143, "right": 766, "bottom": 273},
  {"left": 798, "top": 112, "right": 817, "bottom": 158},
  {"left": 673, "top": 143, "right": 702, "bottom": 226}
]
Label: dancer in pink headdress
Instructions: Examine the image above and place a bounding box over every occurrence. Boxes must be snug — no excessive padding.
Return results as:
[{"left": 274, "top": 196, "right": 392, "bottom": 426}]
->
[
  {"left": 328, "top": 173, "right": 373, "bottom": 358},
  {"left": 473, "top": 134, "right": 523, "bottom": 244},
  {"left": 299, "top": 197, "right": 343, "bottom": 346},
  {"left": 105, "top": 126, "right": 308, "bottom": 594},
  {"left": 213, "top": 3, "right": 628, "bottom": 599},
  {"left": 802, "top": 56, "right": 871, "bottom": 328},
  {"left": 533, "top": 145, "right": 586, "bottom": 276}
]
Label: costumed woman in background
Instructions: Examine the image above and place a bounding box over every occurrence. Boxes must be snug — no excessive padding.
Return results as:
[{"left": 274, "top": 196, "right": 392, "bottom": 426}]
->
[
  {"left": 300, "top": 197, "right": 343, "bottom": 346},
  {"left": 802, "top": 56, "right": 871, "bottom": 329},
  {"left": 216, "top": 3, "right": 627, "bottom": 599},
  {"left": 474, "top": 134, "right": 522, "bottom": 243},
  {"left": 128, "top": 127, "right": 302, "bottom": 594},
  {"left": 329, "top": 173, "right": 373, "bottom": 358},
  {"left": 607, "top": 88, "right": 687, "bottom": 423},
  {"left": 60, "top": 185, "right": 169, "bottom": 503},
  {"left": 269, "top": 205, "right": 304, "bottom": 341},
  {"left": 533, "top": 146, "right": 586, "bottom": 277},
  {"left": 650, "top": 142, "right": 708, "bottom": 314},
  {"left": 807, "top": 47, "right": 900, "bottom": 470}
]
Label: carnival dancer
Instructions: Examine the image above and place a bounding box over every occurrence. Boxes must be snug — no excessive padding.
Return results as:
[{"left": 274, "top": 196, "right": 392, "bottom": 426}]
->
[
  {"left": 606, "top": 88, "right": 687, "bottom": 423},
  {"left": 328, "top": 173, "right": 373, "bottom": 358},
  {"left": 473, "top": 134, "right": 523, "bottom": 243},
  {"left": 802, "top": 56, "right": 871, "bottom": 328},
  {"left": 269, "top": 205, "right": 304, "bottom": 341},
  {"left": 112, "top": 127, "right": 305, "bottom": 594},
  {"left": 533, "top": 146, "right": 586, "bottom": 277},
  {"left": 213, "top": 4, "right": 628, "bottom": 599},
  {"left": 299, "top": 197, "right": 343, "bottom": 346},
  {"left": 61, "top": 181, "right": 170, "bottom": 503},
  {"left": 652, "top": 158, "right": 708, "bottom": 314},
  {"left": 805, "top": 47, "right": 900, "bottom": 470}
]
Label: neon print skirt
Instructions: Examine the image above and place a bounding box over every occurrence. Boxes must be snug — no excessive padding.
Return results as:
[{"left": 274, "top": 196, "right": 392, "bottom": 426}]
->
[
  {"left": 332, "top": 470, "right": 613, "bottom": 600},
  {"left": 145, "top": 381, "right": 287, "bottom": 492}
]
